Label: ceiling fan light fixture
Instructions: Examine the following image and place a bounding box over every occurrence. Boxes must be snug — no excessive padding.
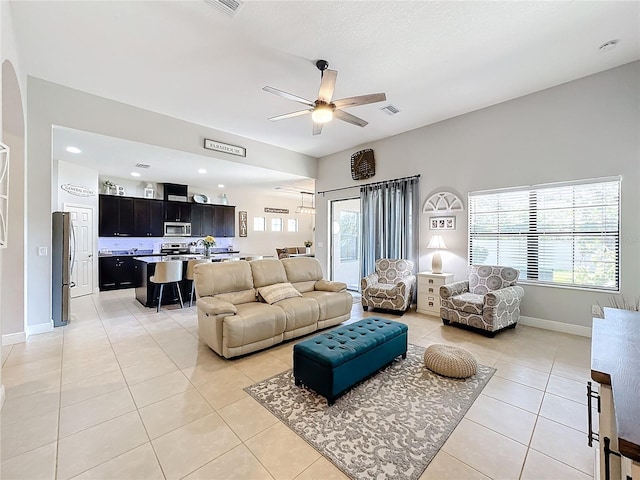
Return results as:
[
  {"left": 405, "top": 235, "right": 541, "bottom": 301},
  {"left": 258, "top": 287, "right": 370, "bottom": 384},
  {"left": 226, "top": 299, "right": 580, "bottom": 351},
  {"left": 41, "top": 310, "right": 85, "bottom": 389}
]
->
[{"left": 312, "top": 105, "right": 333, "bottom": 124}]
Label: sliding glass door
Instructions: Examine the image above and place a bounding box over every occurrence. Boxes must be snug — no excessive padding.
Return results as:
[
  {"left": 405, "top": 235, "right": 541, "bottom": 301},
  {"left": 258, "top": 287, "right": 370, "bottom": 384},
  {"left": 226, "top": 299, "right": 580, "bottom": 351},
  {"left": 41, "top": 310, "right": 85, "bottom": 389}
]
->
[{"left": 330, "top": 198, "right": 361, "bottom": 291}]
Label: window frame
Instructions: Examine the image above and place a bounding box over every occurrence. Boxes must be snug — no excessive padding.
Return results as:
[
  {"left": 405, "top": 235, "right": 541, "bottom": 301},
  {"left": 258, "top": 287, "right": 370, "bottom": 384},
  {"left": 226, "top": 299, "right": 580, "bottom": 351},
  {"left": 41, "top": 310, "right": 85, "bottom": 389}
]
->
[{"left": 468, "top": 176, "right": 621, "bottom": 292}]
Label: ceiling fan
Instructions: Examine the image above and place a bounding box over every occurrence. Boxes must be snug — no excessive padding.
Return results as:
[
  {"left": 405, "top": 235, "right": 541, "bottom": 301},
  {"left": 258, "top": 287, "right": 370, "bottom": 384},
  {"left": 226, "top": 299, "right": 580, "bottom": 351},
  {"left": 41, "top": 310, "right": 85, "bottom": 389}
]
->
[{"left": 263, "top": 60, "right": 386, "bottom": 135}]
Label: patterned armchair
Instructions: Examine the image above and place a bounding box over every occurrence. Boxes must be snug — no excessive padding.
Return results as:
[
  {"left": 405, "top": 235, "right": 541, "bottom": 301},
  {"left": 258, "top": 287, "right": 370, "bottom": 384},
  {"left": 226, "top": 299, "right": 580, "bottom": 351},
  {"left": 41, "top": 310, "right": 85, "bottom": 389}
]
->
[
  {"left": 440, "top": 265, "right": 524, "bottom": 336},
  {"left": 361, "top": 259, "right": 416, "bottom": 313}
]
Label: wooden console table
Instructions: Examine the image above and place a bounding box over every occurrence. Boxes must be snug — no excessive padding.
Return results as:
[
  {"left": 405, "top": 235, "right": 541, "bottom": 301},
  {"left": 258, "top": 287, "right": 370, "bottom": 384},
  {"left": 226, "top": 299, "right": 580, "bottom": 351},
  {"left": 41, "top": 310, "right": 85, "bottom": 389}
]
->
[{"left": 590, "top": 307, "right": 640, "bottom": 480}]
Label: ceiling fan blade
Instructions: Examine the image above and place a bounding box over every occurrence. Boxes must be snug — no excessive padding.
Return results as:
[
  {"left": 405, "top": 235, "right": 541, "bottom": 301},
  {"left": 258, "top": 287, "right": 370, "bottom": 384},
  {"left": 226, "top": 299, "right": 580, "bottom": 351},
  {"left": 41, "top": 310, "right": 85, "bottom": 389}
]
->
[
  {"left": 332, "top": 92, "right": 387, "bottom": 109},
  {"left": 262, "top": 86, "right": 315, "bottom": 107},
  {"left": 312, "top": 122, "right": 324, "bottom": 136},
  {"left": 268, "top": 109, "right": 313, "bottom": 121},
  {"left": 334, "top": 109, "right": 368, "bottom": 127},
  {"left": 317, "top": 69, "right": 337, "bottom": 103}
]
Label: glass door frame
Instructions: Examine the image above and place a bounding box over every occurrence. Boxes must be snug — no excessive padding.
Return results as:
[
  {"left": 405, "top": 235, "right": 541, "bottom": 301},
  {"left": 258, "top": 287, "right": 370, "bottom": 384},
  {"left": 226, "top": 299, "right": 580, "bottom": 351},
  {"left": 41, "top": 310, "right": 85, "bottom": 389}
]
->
[{"left": 329, "top": 196, "right": 361, "bottom": 292}]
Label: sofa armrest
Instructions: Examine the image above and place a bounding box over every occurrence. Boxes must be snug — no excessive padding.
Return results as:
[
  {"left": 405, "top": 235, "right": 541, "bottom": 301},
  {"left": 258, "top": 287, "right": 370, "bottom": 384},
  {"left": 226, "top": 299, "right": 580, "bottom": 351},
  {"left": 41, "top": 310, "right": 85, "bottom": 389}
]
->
[
  {"left": 196, "top": 297, "right": 238, "bottom": 316},
  {"left": 439, "top": 280, "right": 469, "bottom": 298},
  {"left": 361, "top": 273, "right": 379, "bottom": 291},
  {"left": 315, "top": 279, "right": 347, "bottom": 292}
]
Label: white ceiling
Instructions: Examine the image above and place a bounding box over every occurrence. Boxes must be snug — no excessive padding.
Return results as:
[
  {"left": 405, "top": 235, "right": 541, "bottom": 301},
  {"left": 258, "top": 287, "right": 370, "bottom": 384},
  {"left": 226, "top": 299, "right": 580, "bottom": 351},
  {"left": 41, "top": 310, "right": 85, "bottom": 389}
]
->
[{"left": 10, "top": 1, "right": 640, "bottom": 187}]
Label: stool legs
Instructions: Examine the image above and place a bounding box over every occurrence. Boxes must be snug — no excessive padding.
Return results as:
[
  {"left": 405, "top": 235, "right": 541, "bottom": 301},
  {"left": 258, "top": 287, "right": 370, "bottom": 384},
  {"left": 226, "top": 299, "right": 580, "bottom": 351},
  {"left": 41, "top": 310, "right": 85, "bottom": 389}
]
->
[
  {"left": 189, "top": 283, "right": 195, "bottom": 307},
  {"left": 175, "top": 282, "right": 184, "bottom": 309},
  {"left": 156, "top": 284, "right": 164, "bottom": 313}
]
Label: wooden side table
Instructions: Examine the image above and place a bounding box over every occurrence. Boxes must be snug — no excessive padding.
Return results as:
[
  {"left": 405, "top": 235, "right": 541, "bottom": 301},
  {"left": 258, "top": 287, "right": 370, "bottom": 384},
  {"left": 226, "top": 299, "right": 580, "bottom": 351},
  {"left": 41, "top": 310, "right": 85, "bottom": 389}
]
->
[{"left": 417, "top": 272, "right": 453, "bottom": 316}]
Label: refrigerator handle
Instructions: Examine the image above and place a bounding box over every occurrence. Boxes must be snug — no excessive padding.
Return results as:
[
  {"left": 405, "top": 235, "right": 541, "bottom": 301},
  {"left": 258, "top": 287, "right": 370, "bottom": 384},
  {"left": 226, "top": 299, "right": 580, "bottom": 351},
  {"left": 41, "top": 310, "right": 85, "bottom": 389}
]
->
[{"left": 70, "top": 220, "right": 77, "bottom": 287}]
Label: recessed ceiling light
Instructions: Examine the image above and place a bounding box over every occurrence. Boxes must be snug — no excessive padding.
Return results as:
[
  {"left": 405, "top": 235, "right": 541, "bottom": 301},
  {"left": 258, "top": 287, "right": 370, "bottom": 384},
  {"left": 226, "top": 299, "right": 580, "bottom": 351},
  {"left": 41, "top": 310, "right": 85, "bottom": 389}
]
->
[
  {"left": 66, "top": 146, "right": 81, "bottom": 154},
  {"left": 130, "top": 172, "right": 141, "bottom": 177},
  {"left": 599, "top": 39, "right": 619, "bottom": 52},
  {"left": 198, "top": 168, "right": 207, "bottom": 174},
  {"left": 218, "top": 184, "right": 225, "bottom": 188}
]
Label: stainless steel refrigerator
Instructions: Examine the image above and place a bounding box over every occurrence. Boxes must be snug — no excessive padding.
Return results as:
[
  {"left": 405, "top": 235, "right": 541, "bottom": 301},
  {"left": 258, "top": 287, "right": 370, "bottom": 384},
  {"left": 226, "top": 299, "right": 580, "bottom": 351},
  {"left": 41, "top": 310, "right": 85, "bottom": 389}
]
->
[{"left": 52, "top": 211, "right": 75, "bottom": 327}]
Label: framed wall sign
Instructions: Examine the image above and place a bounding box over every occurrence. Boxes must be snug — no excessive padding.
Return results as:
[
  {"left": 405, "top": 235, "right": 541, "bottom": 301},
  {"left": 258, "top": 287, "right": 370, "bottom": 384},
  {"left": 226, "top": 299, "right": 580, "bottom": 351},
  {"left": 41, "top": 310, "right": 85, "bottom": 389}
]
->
[
  {"left": 204, "top": 139, "right": 246, "bottom": 157},
  {"left": 429, "top": 216, "right": 456, "bottom": 230},
  {"left": 239, "top": 211, "right": 248, "bottom": 237},
  {"left": 264, "top": 207, "right": 289, "bottom": 214}
]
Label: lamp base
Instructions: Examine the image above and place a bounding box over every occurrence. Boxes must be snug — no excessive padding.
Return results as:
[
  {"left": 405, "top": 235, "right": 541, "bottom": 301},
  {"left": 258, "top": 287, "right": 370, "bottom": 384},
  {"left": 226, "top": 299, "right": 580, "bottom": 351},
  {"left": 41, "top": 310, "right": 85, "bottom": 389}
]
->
[{"left": 431, "top": 251, "right": 443, "bottom": 274}]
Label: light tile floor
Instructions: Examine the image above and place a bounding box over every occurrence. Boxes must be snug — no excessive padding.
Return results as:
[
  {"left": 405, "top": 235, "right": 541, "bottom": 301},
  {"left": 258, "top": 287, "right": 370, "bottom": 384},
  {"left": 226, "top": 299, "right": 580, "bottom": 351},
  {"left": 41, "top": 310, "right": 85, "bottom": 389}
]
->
[{"left": 1, "top": 290, "right": 595, "bottom": 479}]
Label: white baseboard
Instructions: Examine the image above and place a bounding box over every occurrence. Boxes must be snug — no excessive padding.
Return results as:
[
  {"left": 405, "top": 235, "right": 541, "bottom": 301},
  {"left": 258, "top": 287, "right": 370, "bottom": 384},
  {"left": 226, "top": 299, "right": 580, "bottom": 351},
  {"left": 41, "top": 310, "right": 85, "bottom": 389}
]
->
[
  {"left": 519, "top": 315, "right": 592, "bottom": 338},
  {"left": 0, "top": 385, "right": 5, "bottom": 410},
  {"left": 2, "top": 331, "right": 27, "bottom": 346},
  {"left": 27, "top": 321, "right": 54, "bottom": 337}
]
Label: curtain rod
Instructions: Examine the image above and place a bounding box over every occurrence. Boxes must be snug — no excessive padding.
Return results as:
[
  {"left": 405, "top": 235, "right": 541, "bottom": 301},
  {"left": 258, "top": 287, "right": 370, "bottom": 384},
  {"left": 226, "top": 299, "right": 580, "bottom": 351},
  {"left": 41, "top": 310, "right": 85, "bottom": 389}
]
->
[{"left": 317, "top": 174, "right": 421, "bottom": 196}]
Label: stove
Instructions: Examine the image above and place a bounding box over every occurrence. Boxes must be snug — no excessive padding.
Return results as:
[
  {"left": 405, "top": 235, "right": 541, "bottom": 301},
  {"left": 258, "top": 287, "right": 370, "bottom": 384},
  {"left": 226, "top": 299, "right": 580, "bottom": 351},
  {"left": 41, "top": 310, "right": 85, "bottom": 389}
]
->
[{"left": 160, "top": 242, "right": 190, "bottom": 255}]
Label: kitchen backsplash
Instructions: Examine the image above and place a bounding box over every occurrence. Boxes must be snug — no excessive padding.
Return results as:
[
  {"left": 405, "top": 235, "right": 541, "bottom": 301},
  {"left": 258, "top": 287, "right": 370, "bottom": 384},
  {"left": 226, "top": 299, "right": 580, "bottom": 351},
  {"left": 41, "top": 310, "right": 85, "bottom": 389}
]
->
[{"left": 98, "top": 236, "right": 234, "bottom": 254}]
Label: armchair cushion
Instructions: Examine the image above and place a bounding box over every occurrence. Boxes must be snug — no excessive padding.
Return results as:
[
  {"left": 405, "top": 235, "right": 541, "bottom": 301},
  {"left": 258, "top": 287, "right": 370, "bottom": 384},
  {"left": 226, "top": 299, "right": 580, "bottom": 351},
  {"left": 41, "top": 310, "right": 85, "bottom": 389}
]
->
[{"left": 449, "top": 292, "right": 484, "bottom": 315}]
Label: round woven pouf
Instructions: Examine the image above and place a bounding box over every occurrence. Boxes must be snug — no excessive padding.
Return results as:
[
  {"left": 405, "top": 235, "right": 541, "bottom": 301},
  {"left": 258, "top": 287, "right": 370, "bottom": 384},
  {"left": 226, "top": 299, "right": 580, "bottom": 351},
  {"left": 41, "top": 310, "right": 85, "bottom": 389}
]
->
[{"left": 423, "top": 344, "right": 477, "bottom": 378}]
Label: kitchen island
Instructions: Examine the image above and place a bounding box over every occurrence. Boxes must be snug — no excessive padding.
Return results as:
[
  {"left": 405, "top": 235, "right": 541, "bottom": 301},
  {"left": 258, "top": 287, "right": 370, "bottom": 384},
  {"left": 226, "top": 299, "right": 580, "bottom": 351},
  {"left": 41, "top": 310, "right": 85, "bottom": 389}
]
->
[{"left": 133, "top": 252, "right": 243, "bottom": 308}]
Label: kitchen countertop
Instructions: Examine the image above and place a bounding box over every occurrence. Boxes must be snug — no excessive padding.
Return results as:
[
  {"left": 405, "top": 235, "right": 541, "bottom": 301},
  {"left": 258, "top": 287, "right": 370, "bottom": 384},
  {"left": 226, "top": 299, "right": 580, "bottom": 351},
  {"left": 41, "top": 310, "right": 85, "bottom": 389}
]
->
[{"left": 99, "top": 250, "right": 155, "bottom": 257}]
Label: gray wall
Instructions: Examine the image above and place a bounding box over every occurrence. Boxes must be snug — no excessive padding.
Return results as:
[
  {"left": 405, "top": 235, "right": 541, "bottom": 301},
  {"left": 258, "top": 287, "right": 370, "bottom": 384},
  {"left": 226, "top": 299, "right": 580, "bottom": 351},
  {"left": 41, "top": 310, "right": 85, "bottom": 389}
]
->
[
  {"left": 315, "top": 61, "right": 640, "bottom": 329},
  {"left": 26, "top": 77, "right": 317, "bottom": 332}
]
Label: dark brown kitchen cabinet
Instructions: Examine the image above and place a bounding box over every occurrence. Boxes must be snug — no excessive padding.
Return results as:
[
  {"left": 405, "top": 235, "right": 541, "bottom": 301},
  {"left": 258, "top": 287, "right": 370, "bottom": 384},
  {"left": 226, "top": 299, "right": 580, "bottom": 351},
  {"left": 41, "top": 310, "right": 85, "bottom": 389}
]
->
[
  {"left": 164, "top": 201, "right": 191, "bottom": 223},
  {"left": 212, "top": 205, "right": 235, "bottom": 237},
  {"left": 99, "top": 256, "right": 135, "bottom": 290},
  {"left": 99, "top": 195, "right": 134, "bottom": 237},
  {"left": 191, "top": 204, "right": 216, "bottom": 237},
  {"left": 133, "top": 198, "right": 164, "bottom": 237}
]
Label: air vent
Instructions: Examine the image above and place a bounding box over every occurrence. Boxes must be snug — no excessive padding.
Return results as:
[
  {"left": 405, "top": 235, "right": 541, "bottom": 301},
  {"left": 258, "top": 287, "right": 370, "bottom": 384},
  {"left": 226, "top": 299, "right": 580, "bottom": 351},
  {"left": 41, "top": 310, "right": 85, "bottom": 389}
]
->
[
  {"left": 135, "top": 163, "right": 151, "bottom": 169},
  {"left": 380, "top": 104, "right": 400, "bottom": 116},
  {"left": 205, "top": 0, "right": 243, "bottom": 17}
]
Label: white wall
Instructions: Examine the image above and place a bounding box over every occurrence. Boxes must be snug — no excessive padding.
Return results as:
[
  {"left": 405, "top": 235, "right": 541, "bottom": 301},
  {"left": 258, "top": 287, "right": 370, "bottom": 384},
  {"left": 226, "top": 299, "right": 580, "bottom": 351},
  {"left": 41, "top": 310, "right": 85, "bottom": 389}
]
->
[
  {"left": 316, "top": 62, "right": 640, "bottom": 330},
  {"left": 26, "top": 78, "right": 317, "bottom": 331}
]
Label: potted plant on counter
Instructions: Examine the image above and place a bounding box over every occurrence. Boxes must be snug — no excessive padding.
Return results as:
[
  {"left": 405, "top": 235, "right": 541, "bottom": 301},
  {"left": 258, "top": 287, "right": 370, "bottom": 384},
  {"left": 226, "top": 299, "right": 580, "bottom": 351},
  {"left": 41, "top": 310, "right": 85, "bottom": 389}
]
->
[{"left": 304, "top": 240, "right": 313, "bottom": 255}]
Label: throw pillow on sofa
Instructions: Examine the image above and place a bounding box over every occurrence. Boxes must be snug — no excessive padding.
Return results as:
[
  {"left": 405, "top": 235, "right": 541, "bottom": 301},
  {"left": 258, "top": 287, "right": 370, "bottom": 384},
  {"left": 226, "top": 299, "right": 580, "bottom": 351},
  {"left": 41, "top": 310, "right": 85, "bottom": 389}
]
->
[{"left": 258, "top": 282, "right": 302, "bottom": 304}]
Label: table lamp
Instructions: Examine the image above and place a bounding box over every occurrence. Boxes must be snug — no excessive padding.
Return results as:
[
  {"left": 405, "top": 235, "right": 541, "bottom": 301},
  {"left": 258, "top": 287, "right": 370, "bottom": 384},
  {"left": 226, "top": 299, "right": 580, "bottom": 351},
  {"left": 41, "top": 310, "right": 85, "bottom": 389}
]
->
[{"left": 427, "top": 235, "right": 447, "bottom": 274}]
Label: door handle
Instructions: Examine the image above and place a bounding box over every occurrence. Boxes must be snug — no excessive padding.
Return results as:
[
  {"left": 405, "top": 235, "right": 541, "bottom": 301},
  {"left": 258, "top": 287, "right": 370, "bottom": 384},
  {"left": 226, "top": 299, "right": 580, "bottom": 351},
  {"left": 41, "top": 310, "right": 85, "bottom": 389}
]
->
[{"left": 88, "top": 254, "right": 93, "bottom": 258}]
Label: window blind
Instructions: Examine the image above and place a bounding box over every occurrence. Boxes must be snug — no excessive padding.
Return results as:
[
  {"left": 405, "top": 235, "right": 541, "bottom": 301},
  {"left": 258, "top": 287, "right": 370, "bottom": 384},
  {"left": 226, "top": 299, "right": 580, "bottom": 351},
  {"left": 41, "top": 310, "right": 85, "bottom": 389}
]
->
[{"left": 468, "top": 177, "right": 620, "bottom": 291}]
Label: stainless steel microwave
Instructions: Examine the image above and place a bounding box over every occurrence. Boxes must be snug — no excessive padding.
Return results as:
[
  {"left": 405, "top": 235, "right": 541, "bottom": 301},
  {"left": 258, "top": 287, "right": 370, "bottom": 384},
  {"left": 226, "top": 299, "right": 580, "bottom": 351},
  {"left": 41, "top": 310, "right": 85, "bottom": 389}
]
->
[{"left": 164, "top": 222, "right": 191, "bottom": 237}]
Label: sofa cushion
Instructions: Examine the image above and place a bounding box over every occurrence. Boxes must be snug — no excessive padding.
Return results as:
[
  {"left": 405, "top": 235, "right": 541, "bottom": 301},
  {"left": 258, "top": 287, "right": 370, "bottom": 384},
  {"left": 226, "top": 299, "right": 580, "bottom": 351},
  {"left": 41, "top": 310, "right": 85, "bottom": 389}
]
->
[
  {"left": 282, "top": 257, "right": 325, "bottom": 292},
  {"left": 364, "top": 283, "right": 399, "bottom": 299},
  {"left": 303, "top": 290, "right": 353, "bottom": 321},
  {"left": 276, "top": 296, "right": 319, "bottom": 332},
  {"left": 194, "top": 261, "right": 254, "bottom": 298},
  {"left": 449, "top": 292, "right": 484, "bottom": 315},
  {"left": 258, "top": 282, "right": 302, "bottom": 304},
  {"left": 250, "top": 259, "right": 288, "bottom": 288},
  {"left": 214, "top": 289, "right": 256, "bottom": 305},
  {"left": 469, "top": 265, "right": 519, "bottom": 295},
  {"left": 224, "top": 303, "right": 286, "bottom": 348}
]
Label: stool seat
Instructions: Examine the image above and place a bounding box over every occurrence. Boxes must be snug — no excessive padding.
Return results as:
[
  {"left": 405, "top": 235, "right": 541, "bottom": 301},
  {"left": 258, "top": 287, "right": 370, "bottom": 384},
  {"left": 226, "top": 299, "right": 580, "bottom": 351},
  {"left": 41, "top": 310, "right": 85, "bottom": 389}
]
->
[
  {"left": 423, "top": 344, "right": 477, "bottom": 378},
  {"left": 150, "top": 261, "right": 184, "bottom": 312}
]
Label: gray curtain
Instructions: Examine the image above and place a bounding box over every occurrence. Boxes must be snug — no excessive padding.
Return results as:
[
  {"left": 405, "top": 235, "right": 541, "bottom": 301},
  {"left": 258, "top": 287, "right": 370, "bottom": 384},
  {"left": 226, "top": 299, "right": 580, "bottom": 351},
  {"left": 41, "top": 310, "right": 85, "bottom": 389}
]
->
[{"left": 360, "top": 177, "right": 420, "bottom": 278}]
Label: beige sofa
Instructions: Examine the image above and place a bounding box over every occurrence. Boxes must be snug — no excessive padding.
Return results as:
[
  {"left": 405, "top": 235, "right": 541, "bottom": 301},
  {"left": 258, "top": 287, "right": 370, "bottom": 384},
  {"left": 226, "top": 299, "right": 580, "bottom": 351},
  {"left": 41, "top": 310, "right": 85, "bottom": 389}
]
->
[{"left": 194, "top": 257, "right": 353, "bottom": 358}]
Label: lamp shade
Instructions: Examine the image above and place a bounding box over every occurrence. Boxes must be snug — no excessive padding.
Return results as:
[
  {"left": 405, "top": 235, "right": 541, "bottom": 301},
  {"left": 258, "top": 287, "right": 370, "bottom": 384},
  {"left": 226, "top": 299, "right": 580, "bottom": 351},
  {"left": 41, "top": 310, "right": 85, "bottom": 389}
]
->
[{"left": 427, "top": 235, "right": 447, "bottom": 250}]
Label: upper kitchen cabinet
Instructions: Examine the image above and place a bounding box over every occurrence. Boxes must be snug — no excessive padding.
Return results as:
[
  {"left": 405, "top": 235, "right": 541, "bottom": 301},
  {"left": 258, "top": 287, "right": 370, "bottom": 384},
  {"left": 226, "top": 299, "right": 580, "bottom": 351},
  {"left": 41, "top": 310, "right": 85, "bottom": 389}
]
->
[
  {"left": 213, "top": 205, "right": 235, "bottom": 237},
  {"left": 99, "top": 195, "right": 134, "bottom": 237},
  {"left": 133, "top": 198, "right": 164, "bottom": 237},
  {"left": 191, "top": 203, "right": 216, "bottom": 237},
  {"left": 164, "top": 201, "right": 191, "bottom": 223}
]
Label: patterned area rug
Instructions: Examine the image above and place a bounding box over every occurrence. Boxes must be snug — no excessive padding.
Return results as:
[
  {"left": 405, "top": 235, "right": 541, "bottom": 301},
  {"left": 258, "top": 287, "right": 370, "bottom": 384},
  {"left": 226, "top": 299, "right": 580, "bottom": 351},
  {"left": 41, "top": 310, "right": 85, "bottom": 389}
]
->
[{"left": 245, "top": 344, "right": 495, "bottom": 480}]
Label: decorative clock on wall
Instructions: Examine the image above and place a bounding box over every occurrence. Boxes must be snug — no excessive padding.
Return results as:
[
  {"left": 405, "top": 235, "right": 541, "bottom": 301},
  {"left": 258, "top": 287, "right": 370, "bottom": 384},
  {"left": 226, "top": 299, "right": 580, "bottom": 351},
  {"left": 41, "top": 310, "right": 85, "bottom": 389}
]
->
[{"left": 350, "top": 149, "right": 375, "bottom": 180}]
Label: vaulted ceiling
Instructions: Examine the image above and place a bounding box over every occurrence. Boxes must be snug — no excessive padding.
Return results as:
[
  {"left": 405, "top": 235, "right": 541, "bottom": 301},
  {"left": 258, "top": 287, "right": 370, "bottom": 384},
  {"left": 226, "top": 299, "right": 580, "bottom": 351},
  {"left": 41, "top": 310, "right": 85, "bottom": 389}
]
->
[{"left": 9, "top": 1, "right": 639, "bottom": 188}]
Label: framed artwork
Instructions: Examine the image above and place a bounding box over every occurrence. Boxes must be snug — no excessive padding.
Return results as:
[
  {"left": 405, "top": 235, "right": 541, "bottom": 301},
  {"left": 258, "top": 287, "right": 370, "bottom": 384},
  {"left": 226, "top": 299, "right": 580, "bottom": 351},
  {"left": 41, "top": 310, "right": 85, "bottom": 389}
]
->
[
  {"left": 239, "top": 211, "right": 248, "bottom": 237},
  {"left": 430, "top": 216, "right": 455, "bottom": 230}
]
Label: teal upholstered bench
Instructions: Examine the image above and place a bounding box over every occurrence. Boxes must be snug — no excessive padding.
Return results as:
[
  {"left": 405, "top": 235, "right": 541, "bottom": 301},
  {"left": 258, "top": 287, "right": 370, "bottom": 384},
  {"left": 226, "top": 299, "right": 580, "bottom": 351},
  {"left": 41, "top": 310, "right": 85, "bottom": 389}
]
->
[{"left": 293, "top": 317, "right": 408, "bottom": 405}]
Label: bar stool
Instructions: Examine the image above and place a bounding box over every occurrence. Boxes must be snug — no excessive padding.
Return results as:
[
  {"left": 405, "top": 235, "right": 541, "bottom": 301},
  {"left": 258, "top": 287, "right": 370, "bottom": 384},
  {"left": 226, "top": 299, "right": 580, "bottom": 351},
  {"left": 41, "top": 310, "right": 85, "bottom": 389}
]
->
[
  {"left": 185, "top": 259, "right": 211, "bottom": 307},
  {"left": 150, "top": 261, "right": 184, "bottom": 312}
]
